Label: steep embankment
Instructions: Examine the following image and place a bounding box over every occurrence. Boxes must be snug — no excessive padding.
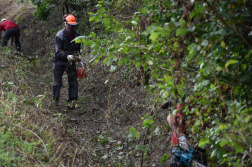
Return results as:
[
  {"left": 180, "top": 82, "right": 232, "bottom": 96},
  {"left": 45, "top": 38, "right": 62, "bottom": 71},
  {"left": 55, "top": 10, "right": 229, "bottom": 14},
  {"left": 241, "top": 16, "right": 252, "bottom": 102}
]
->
[
  {"left": 0, "top": 0, "right": 30, "bottom": 21},
  {"left": 0, "top": 0, "right": 173, "bottom": 166}
]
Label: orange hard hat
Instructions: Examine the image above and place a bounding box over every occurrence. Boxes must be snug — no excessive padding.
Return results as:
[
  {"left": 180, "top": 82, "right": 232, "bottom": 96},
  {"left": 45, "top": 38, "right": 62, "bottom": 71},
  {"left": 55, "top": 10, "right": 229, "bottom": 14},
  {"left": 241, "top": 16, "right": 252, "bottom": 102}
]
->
[{"left": 65, "top": 14, "right": 78, "bottom": 25}]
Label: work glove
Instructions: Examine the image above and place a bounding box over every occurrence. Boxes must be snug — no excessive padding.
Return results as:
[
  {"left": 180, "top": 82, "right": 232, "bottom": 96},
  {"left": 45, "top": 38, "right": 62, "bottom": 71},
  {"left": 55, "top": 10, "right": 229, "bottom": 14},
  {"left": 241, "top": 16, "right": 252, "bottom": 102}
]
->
[
  {"left": 67, "top": 55, "right": 74, "bottom": 61},
  {"left": 179, "top": 136, "right": 190, "bottom": 151}
]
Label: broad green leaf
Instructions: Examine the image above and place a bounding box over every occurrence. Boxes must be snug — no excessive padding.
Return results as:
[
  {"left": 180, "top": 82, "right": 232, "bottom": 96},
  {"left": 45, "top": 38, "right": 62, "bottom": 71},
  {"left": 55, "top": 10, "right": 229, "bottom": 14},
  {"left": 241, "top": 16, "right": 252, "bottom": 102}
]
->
[
  {"left": 94, "top": 17, "right": 100, "bottom": 22},
  {"left": 149, "top": 26, "right": 164, "bottom": 40},
  {"left": 136, "top": 145, "right": 143, "bottom": 150},
  {"left": 134, "top": 17, "right": 139, "bottom": 22},
  {"left": 190, "top": 11, "right": 197, "bottom": 19},
  {"left": 221, "top": 41, "right": 225, "bottom": 48},
  {"left": 129, "top": 126, "right": 136, "bottom": 132},
  {"left": 211, "top": 149, "right": 218, "bottom": 157},
  {"left": 135, "top": 131, "right": 140, "bottom": 139},
  {"left": 105, "top": 58, "right": 113, "bottom": 66},
  {"left": 103, "top": 58, "right": 108, "bottom": 64},
  {"left": 147, "top": 119, "right": 154, "bottom": 124},
  {"left": 187, "top": 44, "right": 198, "bottom": 62},
  {"left": 135, "top": 62, "right": 141, "bottom": 67},
  {"left": 108, "top": 52, "right": 114, "bottom": 58},
  {"left": 146, "top": 60, "right": 153, "bottom": 65},
  {"left": 201, "top": 40, "right": 208, "bottom": 47},
  {"left": 164, "top": 76, "right": 173, "bottom": 83},
  {"left": 102, "top": 18, "right": 110, "bottom": 24},
  {"left": 89, "top": 16, "right": 95, "bottom": 22},
  {"left": 187, "top": 51, "right": 197, "bottom": 62},
  {"left": 179, "top": 18, "right": 187, "bottom": 27},
  {"left": 91, "top": 44, "right": 97, "bottom": 49},
  {"left": 93, "top": 55, "right": 101, "bottom": 64},
  {"left": 89, "top": 32, "right": 96, "bottom": 38},
  {"left": 198, "top": 137, "right": 209, "bottom": 147},
  {"left": 167, "top": 81, "right": 174, "bottom": 88},
  {"left": 210, "top": 83, "right": 216, "bottom": 89},
  {"left": 161, "top": 91, "right": 169, "bottom": 98},
  {"left": 219, "top": 139, "right": 229, "bottom": 147},
  {"left": 235, "top": 144, "right": 244, "bottom": 153},
  {"left": 153, "top": 26, "right": 163, "bottom": 32},
  {"left": 161, "top": 154, "right": 169, "bottom": 163},
  {"left": 131, "top": 20, "right": 138, "bottom": 26},
  {"left": 218, "top": 123, "right": 228, "bottom": 130},
  {"left": 140, "top": 31, "right": 147, "bottom": 39},
  {"left": 163, "top": 25, "right": 172, "bottom": 35},
  {"left": 143, "top": 120, "right": 148, "bottom": 127},
  {"left": 245, "top": 116, "right": 250, "bottom": 123},
  {"left": 194, "top": 120, "right": 201, "bottom": 126},
  {"left": 82, "top": 38, "right": 92, "bottom": 46},
  {"left": 71, "top": 36, "right": 88, "bottom": 43},
  {"left": 118, "top": 59, "right": 124, "bottom": 66},
  {"left": 234, "top": 118, "right": 238, "bottom": 126},
  {"left": 204, "top": 64, "right": 211, "bottom": 73},
  {"left": 127, "top": 132, "right": 134, "bottom": 138},
  {"left": 234, "top": 163, "right": 243, "bottom": 167},
  {"left": 146, "top": 25, "right": 156, "bottom": 34},
  {"left": 176, "top": 28, "right": 188, "bottom": 36},
  {"left": 195, "top": 6, "right": 204, "bottom": 14},
  {"left": 150, "top": 32, "right": 161, "bottom": 40},
  {"left": 216, "top": 66, "right": 223, "bottom": 71},
  {"left": 225, "top": 59, "right": 238, "bottom": 70}
]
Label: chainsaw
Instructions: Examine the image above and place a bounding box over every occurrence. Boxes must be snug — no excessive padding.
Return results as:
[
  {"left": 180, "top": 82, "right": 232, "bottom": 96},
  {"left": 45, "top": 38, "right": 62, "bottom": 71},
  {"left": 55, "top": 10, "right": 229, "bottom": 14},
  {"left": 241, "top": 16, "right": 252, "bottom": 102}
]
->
[
  {"left": 172, "top": 147, "right": 207, "bottom": 167},
  {"left": 77, "top": 61, "right": 86, "bottom": 79}
]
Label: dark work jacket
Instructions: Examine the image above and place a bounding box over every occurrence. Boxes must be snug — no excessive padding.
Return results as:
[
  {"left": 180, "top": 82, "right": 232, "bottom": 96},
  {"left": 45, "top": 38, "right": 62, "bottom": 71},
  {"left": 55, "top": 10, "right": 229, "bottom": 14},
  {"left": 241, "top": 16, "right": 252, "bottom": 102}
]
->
[{"left": 53, "top": 28, "right": 81, "bottom": 63}]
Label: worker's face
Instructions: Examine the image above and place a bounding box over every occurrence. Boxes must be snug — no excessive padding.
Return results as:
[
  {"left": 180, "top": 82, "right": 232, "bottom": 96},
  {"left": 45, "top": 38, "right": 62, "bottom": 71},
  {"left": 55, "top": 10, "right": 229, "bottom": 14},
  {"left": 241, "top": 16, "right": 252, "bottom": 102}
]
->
[{"left": 65, "top": 23, "right": 76, "bottom": 34}]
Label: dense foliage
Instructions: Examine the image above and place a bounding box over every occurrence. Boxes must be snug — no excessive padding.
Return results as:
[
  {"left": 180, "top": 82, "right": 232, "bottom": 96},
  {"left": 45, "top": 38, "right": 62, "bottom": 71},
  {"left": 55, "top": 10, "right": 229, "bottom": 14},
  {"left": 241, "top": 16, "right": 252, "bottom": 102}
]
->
[
  {"left": 27, "top": 0, "right": 97, "bottom": 20},
  {"left": 0, "top": 51, "right": 57, "bottom": 166},
  {"left": 17, "top": 0, "right": 252, "bottom": 166},
  {"left": 71, "top": 0, "right": 252, "bottom": 166}
]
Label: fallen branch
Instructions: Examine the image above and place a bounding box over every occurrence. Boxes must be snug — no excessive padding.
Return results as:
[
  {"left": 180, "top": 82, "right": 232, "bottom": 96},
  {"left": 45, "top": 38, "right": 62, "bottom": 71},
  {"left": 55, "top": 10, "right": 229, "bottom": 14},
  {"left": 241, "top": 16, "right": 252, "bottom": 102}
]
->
[
  {"left": 72, "top": 148, "right": 78, "bottom": 165},
  {"left": 48, "top": 143, "right": 64, "bottom": 163},
  {"left": 141, "top": 109, "right": 154, "bottom": 167},
  {"left": 0, "top": 65, "right": 9, "bottom": 68},
  {"left": 50, "top": 143, "right": 69, "bottom": 167},
  {"left": 82, "top": 119, "right": 105, "bottom": 123}
]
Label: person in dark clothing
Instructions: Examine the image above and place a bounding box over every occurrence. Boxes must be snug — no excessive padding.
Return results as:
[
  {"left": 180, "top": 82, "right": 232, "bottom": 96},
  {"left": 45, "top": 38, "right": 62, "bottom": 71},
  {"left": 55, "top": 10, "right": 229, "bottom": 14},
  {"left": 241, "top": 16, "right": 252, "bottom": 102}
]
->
[
  {"left": 52, "top": 14, "right": 81, "bottom": 109},
  {"left": 0, "top": 19, "right": 21, "bottom": 53}
]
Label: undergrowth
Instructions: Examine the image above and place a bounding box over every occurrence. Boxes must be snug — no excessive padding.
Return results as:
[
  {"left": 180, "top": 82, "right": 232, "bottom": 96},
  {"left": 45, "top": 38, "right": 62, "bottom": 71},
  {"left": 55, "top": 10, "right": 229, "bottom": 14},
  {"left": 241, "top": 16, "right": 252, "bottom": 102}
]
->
[{"left": 0, "top": 49, "right": 61, "bottom": 166}]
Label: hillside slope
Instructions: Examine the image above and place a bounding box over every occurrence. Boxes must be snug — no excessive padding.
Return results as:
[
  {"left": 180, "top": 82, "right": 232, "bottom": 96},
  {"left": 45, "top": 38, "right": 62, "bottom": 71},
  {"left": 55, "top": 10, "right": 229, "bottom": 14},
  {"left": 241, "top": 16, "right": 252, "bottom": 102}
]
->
[{"left": 0, "top": 0, "right": 172, "bottom": 166}]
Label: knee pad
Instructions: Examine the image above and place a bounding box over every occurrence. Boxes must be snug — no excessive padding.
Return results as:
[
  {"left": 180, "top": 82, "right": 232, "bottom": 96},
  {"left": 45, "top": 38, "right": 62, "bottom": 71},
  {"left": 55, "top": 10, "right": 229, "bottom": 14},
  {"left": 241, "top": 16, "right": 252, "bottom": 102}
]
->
[{"left": 53, "top": 82, "right": 62, "bottom": 88}]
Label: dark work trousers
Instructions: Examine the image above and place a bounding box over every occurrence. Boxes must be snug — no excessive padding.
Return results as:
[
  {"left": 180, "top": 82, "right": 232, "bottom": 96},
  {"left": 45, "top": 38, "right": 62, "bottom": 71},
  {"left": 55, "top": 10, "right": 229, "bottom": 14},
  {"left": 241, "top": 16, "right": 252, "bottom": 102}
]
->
[
  {"left": 53, "top": 62, "right": 78, "bottom": 101},
  {"left": 1, "top": 28, "right": 21, "bottom": 52}
]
